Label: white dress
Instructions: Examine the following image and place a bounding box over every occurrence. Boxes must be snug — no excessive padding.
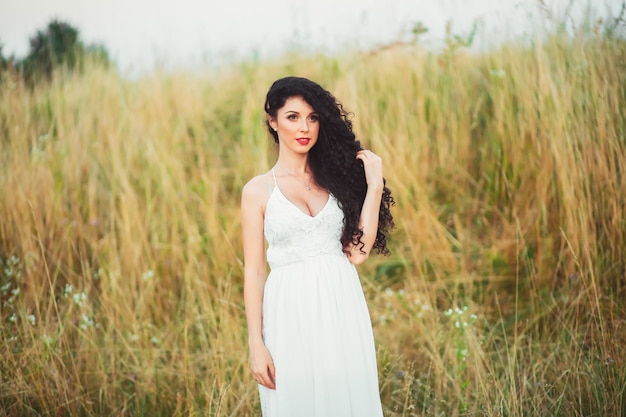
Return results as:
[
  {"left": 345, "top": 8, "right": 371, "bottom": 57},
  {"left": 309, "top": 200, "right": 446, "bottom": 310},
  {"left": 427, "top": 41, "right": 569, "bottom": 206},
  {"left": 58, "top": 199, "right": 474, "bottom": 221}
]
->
[{"left": 259, "top": 169, "right": 384, "bottom": 417}]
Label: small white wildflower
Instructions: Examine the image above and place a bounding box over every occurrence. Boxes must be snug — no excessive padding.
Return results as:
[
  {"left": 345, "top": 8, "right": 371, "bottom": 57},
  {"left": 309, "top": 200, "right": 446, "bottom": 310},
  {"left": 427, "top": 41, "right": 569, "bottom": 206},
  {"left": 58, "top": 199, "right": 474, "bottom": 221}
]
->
[
  {"left": 460, "top": 349, "right": 469, "bottom": 360},
  {"left": 470, "top": 314, "right": 477, "bottom": 320},
  {"left": 150, "top": 336, "right": 159, "bottom": 345},
  {"left": 384, "top": 287, "right": 393, "bottom": 297},
  {"left": 455, "top": 307, "right": 463, "bottom": 315},
  {"left": 73, "top": 293, "right": 82, "bottom": 306},
  {"left": 142, "top": 269, "right": 154, "bottom": 282},
  {"left": 27, "top": 314, "right": 36, "bottom": 325},
  {"left": 4, "top": 268, "right": 12, "bottom": 277},
  {"left": 11, "top": 288, "right": 20, "bottom": 296},
  {"left": 444, "top": 309, "right": 453, "bottom": 316},
  {"left": 1, "top": 282, "right": 11, "bottom": 293},
  {"left": 490, "top": 68, "right": 506, "bottom": 78},
  {"left": 129, "top": 333, "right": 139, "bottom": 342},
  {"left": 93, "top": 268, "right": 103, "bottom": 280},
  {"left": 8, "top": 313, "right": 17, "bottom": 323},
  {"left": 463, "top": 322, "right": 468, "bottom": 327},
  {"left": 42, "top": 334, "right": 53, "bottom": 346},
  {"left": 463, "top": 306, "right": 468, "bottom": 311},
  {"left": 397, "top": 289, "right": 405, "bottom": 297},
  {"left": 80, "top": 314, "right": 94, "bottom": 330},
  {"left": 455, "top": 321, "right": 460, "bottom": 328},
  {"left": 64, "top": 284, "right": 73, "bottom": 297}
]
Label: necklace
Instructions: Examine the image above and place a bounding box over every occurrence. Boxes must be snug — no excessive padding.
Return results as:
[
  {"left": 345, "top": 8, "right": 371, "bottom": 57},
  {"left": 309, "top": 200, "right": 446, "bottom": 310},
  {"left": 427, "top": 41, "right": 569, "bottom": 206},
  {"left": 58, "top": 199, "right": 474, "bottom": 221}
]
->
[
  {"left": 298, "top": 173, "right": 313, "bottom": 191},
  {"left": 276, "top": 164, "right": 313, "bottom": 191}
]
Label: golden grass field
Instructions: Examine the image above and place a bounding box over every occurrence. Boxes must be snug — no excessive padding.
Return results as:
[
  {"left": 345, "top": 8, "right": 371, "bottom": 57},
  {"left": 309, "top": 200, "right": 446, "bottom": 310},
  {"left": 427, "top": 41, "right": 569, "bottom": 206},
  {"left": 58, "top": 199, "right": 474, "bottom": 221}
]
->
[{"left": 0, "top": 27, "right": 625, "bottom": 416}]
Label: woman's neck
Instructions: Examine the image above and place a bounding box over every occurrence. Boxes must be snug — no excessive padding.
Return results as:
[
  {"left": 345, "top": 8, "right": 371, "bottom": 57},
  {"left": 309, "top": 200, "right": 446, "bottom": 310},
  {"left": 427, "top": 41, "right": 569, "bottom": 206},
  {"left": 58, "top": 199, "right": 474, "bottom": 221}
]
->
[{"left": 275, "top": 154, "right": 311, "bottom": 175}]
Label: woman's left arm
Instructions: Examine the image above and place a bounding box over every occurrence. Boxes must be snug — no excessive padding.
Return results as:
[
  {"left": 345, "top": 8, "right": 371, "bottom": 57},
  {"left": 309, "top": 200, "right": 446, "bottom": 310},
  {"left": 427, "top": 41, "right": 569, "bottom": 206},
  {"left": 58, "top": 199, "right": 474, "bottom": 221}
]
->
[{"left": 346, "top": 149, "right": 384, "bottom": 265}]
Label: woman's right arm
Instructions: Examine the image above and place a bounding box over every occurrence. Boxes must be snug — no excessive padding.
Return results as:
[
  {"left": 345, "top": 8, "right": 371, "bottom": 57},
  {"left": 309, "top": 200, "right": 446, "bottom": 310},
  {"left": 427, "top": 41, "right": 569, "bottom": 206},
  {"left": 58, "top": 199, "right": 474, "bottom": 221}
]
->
[{"left": 241, "top": 178, "right": 276, "bottom": 389}]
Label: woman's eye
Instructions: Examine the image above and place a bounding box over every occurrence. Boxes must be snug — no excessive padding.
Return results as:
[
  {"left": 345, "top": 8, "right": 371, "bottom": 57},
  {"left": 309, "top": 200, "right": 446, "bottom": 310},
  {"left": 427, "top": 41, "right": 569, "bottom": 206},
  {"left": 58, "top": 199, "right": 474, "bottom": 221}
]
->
[
  {"left": 309, "top": 115, "right": 318, "bottom": 122},
  {"left": 287, "top": 115, "right": 297, "bottom": 120}
]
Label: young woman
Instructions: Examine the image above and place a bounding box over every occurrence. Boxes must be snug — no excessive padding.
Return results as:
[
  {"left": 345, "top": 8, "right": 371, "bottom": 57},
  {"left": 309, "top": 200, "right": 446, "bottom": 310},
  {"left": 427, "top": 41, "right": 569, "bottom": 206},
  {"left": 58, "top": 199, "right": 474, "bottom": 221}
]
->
[{"left": 242, "top": 76, "right": 394, "bottom": 416}]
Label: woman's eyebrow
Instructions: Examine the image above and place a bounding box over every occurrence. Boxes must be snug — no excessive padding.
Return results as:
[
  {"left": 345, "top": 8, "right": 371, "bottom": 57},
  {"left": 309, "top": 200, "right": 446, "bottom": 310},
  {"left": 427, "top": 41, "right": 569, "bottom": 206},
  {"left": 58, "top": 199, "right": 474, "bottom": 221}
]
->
[{"left": 284, "top": 110, "right": 318, "bottom": 116}]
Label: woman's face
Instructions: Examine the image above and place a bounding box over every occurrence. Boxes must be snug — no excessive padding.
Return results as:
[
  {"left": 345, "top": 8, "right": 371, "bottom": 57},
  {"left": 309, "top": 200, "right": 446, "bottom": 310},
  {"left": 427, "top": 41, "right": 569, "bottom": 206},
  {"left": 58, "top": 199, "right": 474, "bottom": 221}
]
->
[{"left": 269, "top": 96, "right": 319, "bottom": 155}]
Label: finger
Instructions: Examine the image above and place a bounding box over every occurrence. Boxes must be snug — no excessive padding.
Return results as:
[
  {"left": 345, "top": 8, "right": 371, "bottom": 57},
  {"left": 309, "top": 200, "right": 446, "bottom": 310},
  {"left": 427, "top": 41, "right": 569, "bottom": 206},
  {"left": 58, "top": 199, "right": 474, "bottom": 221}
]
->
[
  {"left": 267, "top": 364, "right": 276, "bottom": 388},
  {"left": 253, "top": 371, "right": 265, "bottom": 385},
  {"left": 357, "top": 150, "right": 379, "bottom": 161}
]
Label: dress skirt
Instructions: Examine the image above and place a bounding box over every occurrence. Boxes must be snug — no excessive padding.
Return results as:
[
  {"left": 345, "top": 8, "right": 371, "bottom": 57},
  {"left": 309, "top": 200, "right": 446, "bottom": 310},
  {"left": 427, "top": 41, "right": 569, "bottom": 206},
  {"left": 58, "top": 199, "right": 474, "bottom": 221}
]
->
[{"left": 259, "top": 253, "right": 384, "bottom": 417}]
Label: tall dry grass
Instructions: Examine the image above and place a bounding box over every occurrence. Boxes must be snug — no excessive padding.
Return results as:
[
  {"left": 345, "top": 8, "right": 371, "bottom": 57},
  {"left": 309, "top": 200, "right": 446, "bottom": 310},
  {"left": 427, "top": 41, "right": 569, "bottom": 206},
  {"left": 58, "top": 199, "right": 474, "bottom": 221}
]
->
[{"left": 0, "top": 28, "right": 625, "bottom": 416}]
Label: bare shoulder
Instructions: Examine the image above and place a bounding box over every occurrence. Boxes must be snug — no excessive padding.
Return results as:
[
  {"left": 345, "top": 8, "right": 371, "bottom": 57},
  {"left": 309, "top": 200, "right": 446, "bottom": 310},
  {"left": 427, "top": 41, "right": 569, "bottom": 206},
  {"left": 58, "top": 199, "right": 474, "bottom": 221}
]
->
[{"left": 241, "top": 172, "right": 273, "bottom": 209}]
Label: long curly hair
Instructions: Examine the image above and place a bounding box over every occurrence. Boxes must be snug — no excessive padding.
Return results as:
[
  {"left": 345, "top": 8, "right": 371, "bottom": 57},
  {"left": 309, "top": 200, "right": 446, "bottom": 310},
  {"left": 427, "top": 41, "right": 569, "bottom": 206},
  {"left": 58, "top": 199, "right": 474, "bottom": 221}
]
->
[{"left": 264, "top": 76, "right": 395, "bottom": 255}]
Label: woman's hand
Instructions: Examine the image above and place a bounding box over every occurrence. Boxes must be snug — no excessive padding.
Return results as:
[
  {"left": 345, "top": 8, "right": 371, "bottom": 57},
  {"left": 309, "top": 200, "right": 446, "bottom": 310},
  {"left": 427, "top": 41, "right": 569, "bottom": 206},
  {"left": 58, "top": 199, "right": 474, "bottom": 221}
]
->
[
  {"left": 249, "top": 341, "right": 276, "bottom": 389},
  {"left": 356, "top": 150, "right": 384, "bottom": 191},
  {"left": 346, "top": 149, "right": 385, "bottom": 264}
]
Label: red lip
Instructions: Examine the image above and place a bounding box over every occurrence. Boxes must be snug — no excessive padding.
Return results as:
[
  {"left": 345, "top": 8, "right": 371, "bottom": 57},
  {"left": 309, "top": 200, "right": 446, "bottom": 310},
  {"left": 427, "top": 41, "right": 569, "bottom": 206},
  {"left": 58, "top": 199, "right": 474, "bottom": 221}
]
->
[{"left": 296, "top": 138, "right": 311, "bottom": 145}]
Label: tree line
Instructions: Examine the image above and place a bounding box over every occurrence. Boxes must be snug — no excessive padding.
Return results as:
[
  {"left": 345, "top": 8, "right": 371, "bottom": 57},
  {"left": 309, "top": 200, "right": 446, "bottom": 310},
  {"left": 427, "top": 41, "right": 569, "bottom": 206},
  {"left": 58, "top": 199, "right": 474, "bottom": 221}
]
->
[{"left": 0, "top": 19, "right": 110, "bottom": 84}]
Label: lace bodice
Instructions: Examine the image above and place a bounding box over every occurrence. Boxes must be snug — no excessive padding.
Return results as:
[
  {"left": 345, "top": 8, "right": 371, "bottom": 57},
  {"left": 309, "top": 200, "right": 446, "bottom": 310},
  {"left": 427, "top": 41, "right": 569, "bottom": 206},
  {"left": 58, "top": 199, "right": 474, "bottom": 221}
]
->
[{"left": 264, "top": 172, "right": 345, "bottom": 269}]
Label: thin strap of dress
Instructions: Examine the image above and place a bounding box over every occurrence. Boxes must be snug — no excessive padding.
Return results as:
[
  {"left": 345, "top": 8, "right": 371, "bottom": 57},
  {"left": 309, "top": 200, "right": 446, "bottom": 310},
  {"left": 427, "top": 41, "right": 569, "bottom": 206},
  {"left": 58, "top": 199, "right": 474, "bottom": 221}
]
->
[{"left": 271, "top": 168, "right": 278, "bottom": 186}]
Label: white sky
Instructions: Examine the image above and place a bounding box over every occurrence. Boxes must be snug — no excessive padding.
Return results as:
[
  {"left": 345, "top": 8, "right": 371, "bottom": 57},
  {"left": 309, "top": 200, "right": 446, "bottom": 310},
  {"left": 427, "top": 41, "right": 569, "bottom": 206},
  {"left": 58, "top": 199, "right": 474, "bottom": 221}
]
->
[{"left": 0, "top": 0, "right": 622, "bottom": 74}]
